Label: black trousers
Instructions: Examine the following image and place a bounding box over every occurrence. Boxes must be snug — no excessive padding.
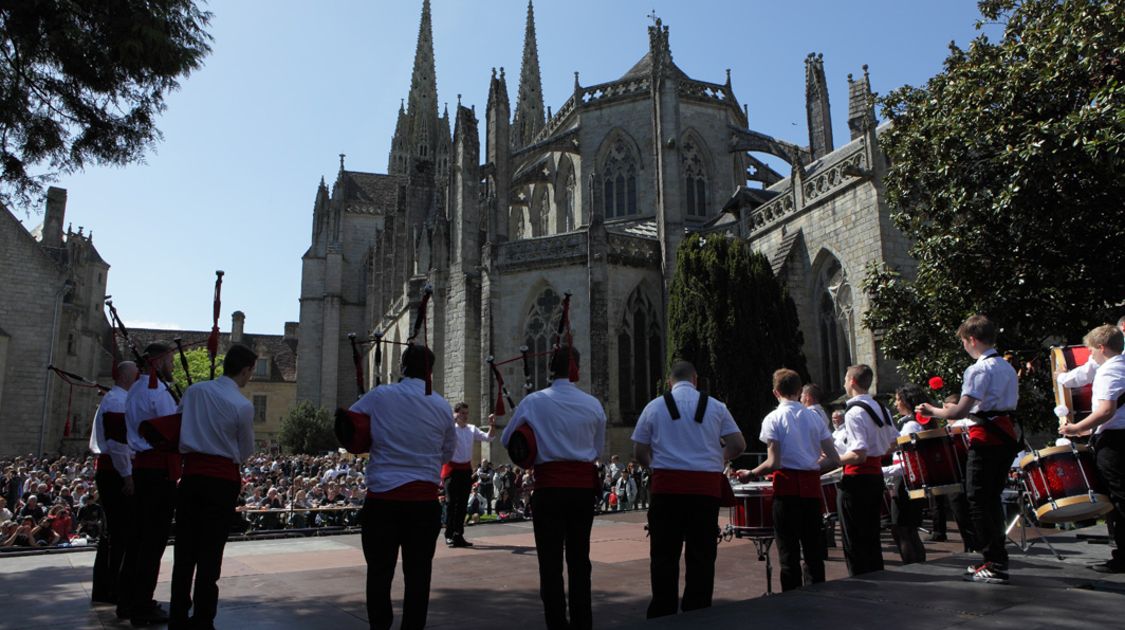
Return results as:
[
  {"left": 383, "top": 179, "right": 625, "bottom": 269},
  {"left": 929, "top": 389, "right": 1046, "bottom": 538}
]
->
[
  {"left": 933, "top": 491, "right": 977, "bottom": 551},
  {"left": 838, "top": 474, "right": 885, "bottom": 576},
  {"left": 966, "top": 445, "right": 1013, "bottom": 566},
  {"left": 889, "top": 481, "right": 926, "bottom": 565},
  {"left": 1095, "top": 430, "right": 1125, "bottom": 565},
  {"left": 126, "top": 467, "right": 177, "bottom": 612},
  {"left": 646, "top": 493, "right": 720, "bottom": 616},
  {"left": 531, "top": 488, "right": 597, "bottom": 630},
  {"left": 443, "top": 470, "right": 471, "bottom": 540},
  {"left": 360, "top": 499, "right": 442, "bottom": 630},
  {"left": 773, "top": 495, "right": 825, "bottom": 591},
  {"left": 92, "top": 466, "right": 135, "bottom": 603},
  {"left": 170, "top": 475, "right": 240, "bottom": 625}
]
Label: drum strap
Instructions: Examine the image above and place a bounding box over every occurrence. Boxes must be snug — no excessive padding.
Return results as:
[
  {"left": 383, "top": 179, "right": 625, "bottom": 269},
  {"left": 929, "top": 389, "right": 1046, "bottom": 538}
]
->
[
  {"left": 662, "top": 392, "right": 680, "bottom": 420},
  {"left": 970, "top": 409, "right": 1020, "bottom": 447},
  {"left": 846, "top": 400, "right": 892, "bottom": 428},
  {"left": 662, "top": 389, "right": 709, "bottom": 424}
]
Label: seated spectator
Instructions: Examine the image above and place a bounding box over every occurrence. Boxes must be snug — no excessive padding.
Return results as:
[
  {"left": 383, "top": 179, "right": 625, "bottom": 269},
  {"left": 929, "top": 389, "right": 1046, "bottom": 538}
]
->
[
  {"left": 466, "top": 486, "right": 484, "bottom": 526},
  {"left": 494, "top": 489, "right": 514, "bottom": 518},
  {"left": 0, "top": 497, "right": 11, "bottom": 523},
  {"left": 2, "top": 517, "right": 40, "bottom": 548},
  {"left": 32, "top": 517, "right": 58, "bottom": 546},
  {"left": 75, "top": 494, "right": 103, "bottom": 540},
  {"left": 18, "top": 496, "right": 44, "bottom": 522},
  {"left": 46, "top": 504, "right": 73, "bottom": 542}
]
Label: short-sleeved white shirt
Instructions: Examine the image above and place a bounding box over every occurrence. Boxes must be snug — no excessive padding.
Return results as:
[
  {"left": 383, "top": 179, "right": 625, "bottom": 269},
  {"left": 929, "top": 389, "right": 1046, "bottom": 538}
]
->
[
  {"left": 631, "top": 382, "right": 740, "bottom": 473},
  {"left": 843, "top": 394, "right": 898, "bottom": 458},
  {"left": 961, "top": 350, "right": 1019, "bottom": 413},
  {"left": 1092, "top": 354, "right": 1125, "bottom": 433},
  {"left": 125, "top": 377, "right": 178, "bottom": 453},
  {"left": 501, "top": 380, "right": 605, "bottom": 464},
  {"left": 451, "top": 423, "right": 492, "bottom": 463},
  {"left": 758, "top": 400, "right": 831, "bottom": 471}
]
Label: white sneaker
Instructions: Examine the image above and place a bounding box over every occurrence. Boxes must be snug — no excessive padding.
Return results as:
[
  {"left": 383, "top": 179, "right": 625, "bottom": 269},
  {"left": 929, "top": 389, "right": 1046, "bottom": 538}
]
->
[{"left": 966, "top": 562, "right": 1009, "bottom": 584}]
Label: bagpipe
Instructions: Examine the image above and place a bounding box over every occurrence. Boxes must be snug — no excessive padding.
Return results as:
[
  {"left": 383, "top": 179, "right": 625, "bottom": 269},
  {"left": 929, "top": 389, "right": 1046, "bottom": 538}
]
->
[
  {"left": 335, "top": 285, "right": 434, "bottom": 454},
  {"left": 487, "top": 292, "right": 577, "bottom": 469}
]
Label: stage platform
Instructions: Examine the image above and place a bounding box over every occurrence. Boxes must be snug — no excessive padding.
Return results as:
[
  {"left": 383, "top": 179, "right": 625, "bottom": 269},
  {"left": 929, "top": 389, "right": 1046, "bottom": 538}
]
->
[{"left": 0, "top": 511, "right": 1120, "bottom": 629}]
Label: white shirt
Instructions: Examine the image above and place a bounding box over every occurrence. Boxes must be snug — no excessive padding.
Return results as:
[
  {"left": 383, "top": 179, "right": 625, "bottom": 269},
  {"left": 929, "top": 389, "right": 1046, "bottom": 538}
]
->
[
  {"left": 450, "top": 423, "right": 492, "bottom": 463},
  {"left": 179, "top": 376, "right": 255, "bottom": 464},
  {"left": 832, "top": 426, "right": 848, "bottom": 456},
  {"left": 808, "top": 404, "right": 832, "bottom": 431},
  {"left": 89, "top": 385, "right": 134, "bottom": 476},
  {"left": 1091, "top": 354, "right": 1125, "bottom": 433},
  {"left": 843, "top": 394, "right": 899, "bottom": 458},
  {"left": 125, "top": 374, "right": 179, "bottom": 453},
  {"left": 501, "top": 379, "right": 606, "bottom": 464},
  {"left": 1058, "top": 356, "right": 1100, "bottom": 388},
  {"left": 631, "top": 382, "right": 740, "bottom": 473},
  {"left": 758, "top": 399, "right": 831, "bottom": 471},
  {"left": 961, "top": 350, "right": 1019, "bottom": 413},
  {"left": 899, "top": 417, "right": 926, "bottom": 435},
  {"left": 350, "top": 378, "right": 456, "bottom": 493}
]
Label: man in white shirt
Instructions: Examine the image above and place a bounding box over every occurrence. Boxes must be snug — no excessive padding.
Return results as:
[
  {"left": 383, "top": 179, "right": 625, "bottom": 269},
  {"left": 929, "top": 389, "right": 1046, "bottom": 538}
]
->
[
  {"left": 1060, "top": 325, "right": 1125, "bottom": 573},
  {"left": 89, "top": 361, "right": 138, "bottom": 606},
  {"left": 801, "top": 383, "right": 833, "bottom": 432},
  {"left": 169, "top": 344, "right": 257, "bottom": 629},
  {"left": 633, "top": 360, "right": 745, "bottom": 615},
  {"left": 1055, "top": 316, "right": 1125, "bottom": 389},
  {"left": 442, "top": 402, "right": 495, "bottom": 548},
  {"left": 837, "top": 364, "right": 899, "bottom": 576},
  {"left": 501, "top": 346, "right": 605, "bottom": 630},
  {"left": 350, "top": 345, "right": 455, "bottom": 630},
  {"left": 122, "top": 342, "right": 178, "bottom": 625}
]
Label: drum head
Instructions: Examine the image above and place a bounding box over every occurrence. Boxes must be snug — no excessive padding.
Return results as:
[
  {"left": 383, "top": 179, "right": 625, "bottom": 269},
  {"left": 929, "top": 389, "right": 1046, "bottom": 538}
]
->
[{"left": 1020, "top": 444, "right": 1091, "bottom": 470}]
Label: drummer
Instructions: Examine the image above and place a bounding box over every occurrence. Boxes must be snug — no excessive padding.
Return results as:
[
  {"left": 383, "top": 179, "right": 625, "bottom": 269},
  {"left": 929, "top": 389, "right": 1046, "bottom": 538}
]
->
[
  {"left": 888, "top": 385, "right": 929, "bottom": 564},
  {"left": 1060, "top": 324, "right": 1125, "bottom": 573},
  {"left": 1056, "top": 316, "right": 1125, "bottom": 389},
  {"left": 738, "top": 369, "right": 839, "bottom": 591}
]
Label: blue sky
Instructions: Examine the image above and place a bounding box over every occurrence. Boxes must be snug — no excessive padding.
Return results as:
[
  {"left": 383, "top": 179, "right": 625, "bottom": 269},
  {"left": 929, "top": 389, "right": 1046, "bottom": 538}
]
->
[{"left": 18, "top": 0, "right": 992, "bottom": 334}]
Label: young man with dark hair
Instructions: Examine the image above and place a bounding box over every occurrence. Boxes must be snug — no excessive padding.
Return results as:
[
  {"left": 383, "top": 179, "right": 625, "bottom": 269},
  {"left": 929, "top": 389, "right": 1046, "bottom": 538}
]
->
[
  {"left": 740, "top": 369, "right": 839, "bottom": 590},
  {"left": 633, "top": 360, "right": 745, "bottom": 615},
  {"left": 169, "top": 343, "right": 257, "bottom": 629},
  {"left": 1060, "top": 325, "right": 1125, "bottom": 573},
  {"left": 501, "top": 346, "right": 605, "bottom": 630},
  {"left": 123, "top": 342, "right": 178, "bottom": 625},
  {"left": 837, "top": 364, "right": 899, "bottom": 576},
  {"left": 442, "top": 401, "right": 495, "bottom": 547},
  {"left": 350, "top": 344, "right": 455, "bottom": 630},
  {"left": 800, "top": 383, "right": 832, "bottom": 431},
  {"left": 918, "top": 314, "right": 1019, "bottom": 584}
]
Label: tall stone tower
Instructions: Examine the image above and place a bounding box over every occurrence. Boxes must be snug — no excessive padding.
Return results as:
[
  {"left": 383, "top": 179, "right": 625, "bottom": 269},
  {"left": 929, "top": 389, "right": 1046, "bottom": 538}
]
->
[
  {"left": 805, "top": 52, "right": 834, "bottom": 160},
  {"left": 510, "top": 0, "right": 545, "bottom": 149},
  {"left": 388, "top": 0, "right": 451, "bottom": 184}
]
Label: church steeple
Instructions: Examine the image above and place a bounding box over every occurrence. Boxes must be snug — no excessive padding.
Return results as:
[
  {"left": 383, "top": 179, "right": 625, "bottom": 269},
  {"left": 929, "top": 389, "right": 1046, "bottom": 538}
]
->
[
  {"left": 407, "top": 0, "right": 438, "bottom": 122},
  {"left": 805, "top": 53, "right": 833, "bottom": 159},
  {"left": 511, "top": 0, "right": 544, "bottom": 149},
  {"left": 389, "top": 0, "right": 448, "bottom": 180}
]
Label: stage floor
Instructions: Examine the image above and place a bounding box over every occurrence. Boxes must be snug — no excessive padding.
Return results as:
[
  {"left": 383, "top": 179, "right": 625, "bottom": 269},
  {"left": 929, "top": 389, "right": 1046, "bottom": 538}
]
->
[{"left": 1, "top": 511, "right": 1120, "bottom": 629}]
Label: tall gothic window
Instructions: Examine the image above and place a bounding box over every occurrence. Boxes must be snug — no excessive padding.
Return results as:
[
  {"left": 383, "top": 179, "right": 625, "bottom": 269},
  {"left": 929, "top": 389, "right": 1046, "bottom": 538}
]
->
[
  {"left": 601, "top": 135, "right": 639, "bottom": 218},
  {"left": 564, "top": 171, "right": 576, "bottom": 232},
  {"left": 617, "top": 288, "right": 663, "bottom": 424},
  {"left": 682, "top": 136, "right": 708, "bottom": 217},
  {"left": 524, "top": 288, "right": 563, "bottom": 390},
  {"left": 533, "top": 187, "right": 550, "bottom": 237},
  {"left": 817, "top": 258, "right": 854, "bottom": 395}
]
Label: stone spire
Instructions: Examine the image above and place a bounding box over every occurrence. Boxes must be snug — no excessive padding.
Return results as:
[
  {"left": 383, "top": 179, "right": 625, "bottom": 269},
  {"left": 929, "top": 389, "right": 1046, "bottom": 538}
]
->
[
  {"left": 511, "top": 0, "right": 545, "bottom": 149},
  {"left": 407, "top": 0, "right": 439, "bottom": 123},
  {"left": 804, "top": 52, "right": 833, "bottom": 160},
  {"left": 847, "top": 64, "right": 877, "bottom": 141}
]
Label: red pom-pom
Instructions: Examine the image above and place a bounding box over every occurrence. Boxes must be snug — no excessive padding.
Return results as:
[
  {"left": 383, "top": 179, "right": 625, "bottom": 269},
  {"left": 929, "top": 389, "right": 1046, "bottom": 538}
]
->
[
  {"left": 928, "top": 376, "right": 944, "bottom": 390},
  {"left": 915, "top": 412, "right": 932, "bottom": 425}
]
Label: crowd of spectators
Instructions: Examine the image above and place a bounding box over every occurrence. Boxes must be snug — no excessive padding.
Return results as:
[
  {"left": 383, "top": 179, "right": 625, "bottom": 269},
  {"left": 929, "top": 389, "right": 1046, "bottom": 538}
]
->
[{"left": 0, "top": 450, "right": 655, "bottom": 551}]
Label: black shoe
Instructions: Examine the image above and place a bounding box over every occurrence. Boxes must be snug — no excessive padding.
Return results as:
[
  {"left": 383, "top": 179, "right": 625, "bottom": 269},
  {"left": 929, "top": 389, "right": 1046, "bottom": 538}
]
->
[
  {"left": 445, "top": 537, "right": 454, "bottom": 546},
  {"left": 1090, "top": 562, "right": 1125, "bottom": 574},
  {"left": 91, "top": 595, "right": 116, "bottom": 606},
  {"left": 929, "top": 533, "right": 948, "bottom": 542},
  {"left": 450, "top": 536, "right": 473, "bottom": 548},
  {"left": 131, "top": 603, "right": 170, "bottom": 627}
]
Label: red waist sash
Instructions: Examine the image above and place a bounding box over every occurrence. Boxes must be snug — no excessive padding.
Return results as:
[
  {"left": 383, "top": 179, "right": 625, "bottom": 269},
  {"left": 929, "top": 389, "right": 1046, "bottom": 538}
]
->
[
  {"left": 844, "top": 456, "right": 884, "bottom": 477},
  {"left": 183, "top": 453, "right": 240, "bottom": 482},
  {"left": 651, "top": 469, "right": 736, "bottom": 506},
  {"left": 968, "top": 415, "right": 1016, "bottom": 446},
  {"left": 441, "top": 461, "right": 472, "bottom": 479},
  {"left": 772, "top": 469, "right": 822, "bottom": 498},
  {"left": 139, "top": 413, "right": 182, "bottom": 452},
  {"left": 366, "top": 481, "right": 440, "bottom": 502},
  {"left": 133, "top": 449, "right": 182, "bottom": 481},
  {"left": 535, "top": 461, "right": 599, "bottom": 490}
]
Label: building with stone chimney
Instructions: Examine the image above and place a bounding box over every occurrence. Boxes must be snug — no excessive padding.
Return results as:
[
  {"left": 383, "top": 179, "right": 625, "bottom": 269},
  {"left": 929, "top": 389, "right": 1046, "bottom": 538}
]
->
[
  {"left": 0, "top": 188, "right": 114, "bottom": 457},
  {"left": 298, "top": 1, "right": 912, "bottom": 457}
]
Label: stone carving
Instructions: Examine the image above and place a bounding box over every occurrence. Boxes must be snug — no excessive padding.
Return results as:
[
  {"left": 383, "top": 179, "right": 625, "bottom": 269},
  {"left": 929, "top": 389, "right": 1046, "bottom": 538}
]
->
[{"left": 497, "top": 232, "right": 587, "bottom": 270}]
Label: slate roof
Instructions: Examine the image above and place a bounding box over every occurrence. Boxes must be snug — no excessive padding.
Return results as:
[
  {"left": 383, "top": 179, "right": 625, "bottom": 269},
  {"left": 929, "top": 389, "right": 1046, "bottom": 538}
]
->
[
  {"left": 122, "top": 327, "right": 297, "bottom": 383},
  {"left": 619, "top": 52, "right": 688, "bottom": 81},
  {"left": 339, "top": 171, "right": 404, "bottom": 214}
]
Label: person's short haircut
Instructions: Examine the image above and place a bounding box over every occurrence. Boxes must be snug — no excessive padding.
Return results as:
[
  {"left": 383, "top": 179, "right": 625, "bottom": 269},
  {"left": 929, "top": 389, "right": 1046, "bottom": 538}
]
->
[
  {"left": 895, "top": 384, "right": 930, "bottom": 410},
  {"left": 401, "top": 344, "right": 435, "bottom": 379},
  {"left": 943, "top": 393, "right": 960, "bottom": 405},
  {"left": 846, "top": 364, "right": 874, "bottom": 390},
  {"left": 223, "top": 343, "right": 258, "bottom": 376},
  {"left": 142, "top": 342, "right": 171, "bottom": 369},
  {"left": 1085, "top": 324, "right": 1124, "bottom": 354},
  {"left": 773, "top": 369, "right": 802, "bottom": 397},
  {"left": 669, "top": 360, "right": 696, "bottom": 382},
  {"left": 957, "top": 314, "right": 997, "bottom": 345},
  {"left": 453, "top": 401, "right": 469, "bottom": 412},
  {"left": 801, "top": 383, "right": 822, "bottom": 403},
  {"left": 549, "top": 345, "right": 580, "bottom": 379}
]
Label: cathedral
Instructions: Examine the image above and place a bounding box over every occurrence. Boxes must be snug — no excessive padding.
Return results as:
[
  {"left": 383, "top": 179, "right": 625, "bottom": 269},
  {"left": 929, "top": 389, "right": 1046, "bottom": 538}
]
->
[{"left": 297, "top": 0, "right": 911, "bottom": 455}]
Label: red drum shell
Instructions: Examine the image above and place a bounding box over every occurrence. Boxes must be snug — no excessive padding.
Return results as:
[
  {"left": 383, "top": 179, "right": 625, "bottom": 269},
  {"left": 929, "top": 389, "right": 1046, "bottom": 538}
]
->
[
  {"left": 1020, "top": 444, "right": 1114, "bottom": 524},
  {"left": 731, "top": 482, "right": 774, "bottom": 534},
  {"left": 896, "top": 428, "right": 965, "bottom": 499}
]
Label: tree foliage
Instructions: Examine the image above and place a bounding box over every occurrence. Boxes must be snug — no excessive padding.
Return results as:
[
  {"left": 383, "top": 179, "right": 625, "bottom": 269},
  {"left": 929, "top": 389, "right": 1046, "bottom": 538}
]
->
[
  {"left": 866, "top": 0, "right": 1125, "bottom": 434},
  {"left": 667, "top": 233, "right": 808, "bottom": 442},
  {"left": 0, "top": 1, "right": 212, "bottom": 209},
  {"left": 279, "top": 401, "right": 337, "bottom": 455},
  {"left": 170, "top": 346, "right": 222, "bottom": 393}
]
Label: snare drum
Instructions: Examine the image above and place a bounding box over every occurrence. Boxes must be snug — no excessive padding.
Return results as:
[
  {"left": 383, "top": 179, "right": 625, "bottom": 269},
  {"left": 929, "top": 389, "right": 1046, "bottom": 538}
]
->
[
  {"left": 897, "top": 427, "right": 965, "bottom": 499},
  {"left": 820, "top": 468, "right": 841, "bottom": 518},
  {"left": 730, "top": 482, "right": 774, "bottom": 535},
  {"left": 1020, "top": 444, "right": 1114, "bottom": 524}
]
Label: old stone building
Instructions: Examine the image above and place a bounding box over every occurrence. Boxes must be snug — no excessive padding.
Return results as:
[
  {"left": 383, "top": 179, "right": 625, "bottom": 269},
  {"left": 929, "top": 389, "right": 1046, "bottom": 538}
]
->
[
  {"left": 0, "top": 188, "right": 113, "bottom": 457},
  {"left": 298, "top": 1, "right": 911, "bottom": 456}
]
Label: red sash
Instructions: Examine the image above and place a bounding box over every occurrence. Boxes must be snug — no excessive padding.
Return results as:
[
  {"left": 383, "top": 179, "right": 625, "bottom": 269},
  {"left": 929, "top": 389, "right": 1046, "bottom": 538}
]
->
[
  {"left": 133, "top": 449, "right": 182, "bottom": 482},
  {"left": 366, "top": 481, "right": 439, "bottom": 502},
  {"left": 441, "top": 461, "right": 472, "bottom": 479},
  {"left": 535, "top": 461, "right": 599, "bottom": 490},
  {"left": 844, "top": 456, "right": 883, "bottom": 476},
  {"left": 968, "top": 415, "right": 1016, "bottom": 447},
  {"left": 772, "top": 469, "right": 822, "bottom": 498},
  {"left": 103, "top": 412, "right": 127, "bottom": 443},
  {"left": 183, "top": 453, "right": 240, "bottom": 483},
  {"left": 651, "top": 469, "right": 736, "bottom": 507},
  {"left": 139, "top": 413, "right": 182, "bottom": 452}
]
